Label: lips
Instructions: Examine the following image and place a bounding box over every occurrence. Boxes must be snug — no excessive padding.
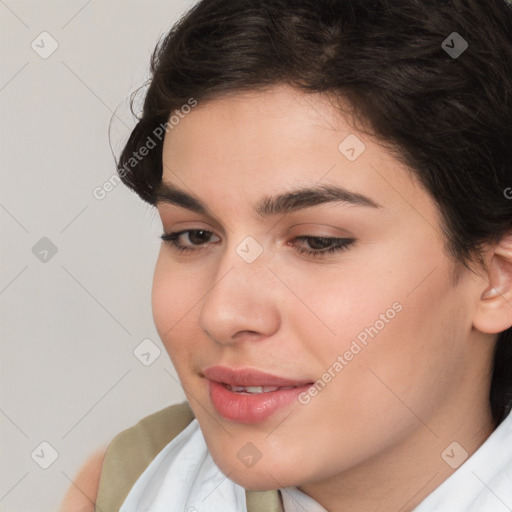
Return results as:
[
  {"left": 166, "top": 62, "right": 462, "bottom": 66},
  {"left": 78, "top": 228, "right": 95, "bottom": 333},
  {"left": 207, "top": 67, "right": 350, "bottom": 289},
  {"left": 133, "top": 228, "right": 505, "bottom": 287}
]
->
[
  {"left": 202, "top": 365, "right": 313, "bottom": 387},
  {"left": 202, "top": 365, "right": 315, "bottom": 423}
]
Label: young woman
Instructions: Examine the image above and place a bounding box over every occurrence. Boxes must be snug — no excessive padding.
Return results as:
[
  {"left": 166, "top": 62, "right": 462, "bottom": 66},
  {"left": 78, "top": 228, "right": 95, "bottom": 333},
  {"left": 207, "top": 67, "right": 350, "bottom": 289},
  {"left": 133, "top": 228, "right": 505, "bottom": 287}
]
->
[{"left": 61, "top": 0, "right": 512, "bottom": 510}]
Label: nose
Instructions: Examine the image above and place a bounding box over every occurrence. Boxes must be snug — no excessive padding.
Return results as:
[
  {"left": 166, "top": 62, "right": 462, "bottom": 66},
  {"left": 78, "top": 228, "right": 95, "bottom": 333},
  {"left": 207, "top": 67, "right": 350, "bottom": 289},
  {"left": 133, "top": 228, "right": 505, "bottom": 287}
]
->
[{"left": 197, "top": 241, "right": 281, "bottom": 345}]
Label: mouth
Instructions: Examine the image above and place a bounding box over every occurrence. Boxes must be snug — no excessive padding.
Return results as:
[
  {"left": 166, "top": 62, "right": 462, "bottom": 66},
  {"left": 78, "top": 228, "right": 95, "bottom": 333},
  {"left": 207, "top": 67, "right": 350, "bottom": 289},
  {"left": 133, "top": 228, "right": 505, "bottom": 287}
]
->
[
  {"left": 202, "top": 365, "right": 313, "bottom": 387},
  {"left": 202, "top": 365, "right": 315, "bottom": 424},
  {"left": 222, "top": 383, "right": 298, "bottom": 394}
]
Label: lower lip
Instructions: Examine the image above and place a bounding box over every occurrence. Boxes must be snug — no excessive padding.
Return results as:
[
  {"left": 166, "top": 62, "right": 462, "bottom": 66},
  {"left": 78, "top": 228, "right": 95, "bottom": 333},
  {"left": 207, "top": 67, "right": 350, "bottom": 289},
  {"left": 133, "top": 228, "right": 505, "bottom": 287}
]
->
[{"left": 208, "top": 380, "right": 313, "bottom": 424}]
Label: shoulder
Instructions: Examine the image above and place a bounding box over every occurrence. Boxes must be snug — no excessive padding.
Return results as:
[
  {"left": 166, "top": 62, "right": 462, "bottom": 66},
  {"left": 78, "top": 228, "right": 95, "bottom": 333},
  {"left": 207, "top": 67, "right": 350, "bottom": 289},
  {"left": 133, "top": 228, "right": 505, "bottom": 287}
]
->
[
  {"left": 59, "top": 401, "right": 195, "bottom": 512},
  {"left": 58, "top": 446, "right": 107, "bottom": 512},
  {"left": 101, "top": 400, "right": 196, "bottom": 470}
]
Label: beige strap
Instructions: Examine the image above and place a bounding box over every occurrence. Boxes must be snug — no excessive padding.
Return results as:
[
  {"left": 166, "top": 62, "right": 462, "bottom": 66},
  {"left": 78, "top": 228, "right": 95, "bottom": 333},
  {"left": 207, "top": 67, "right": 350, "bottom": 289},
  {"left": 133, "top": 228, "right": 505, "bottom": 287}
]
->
[
  {"left": 245, "top": 489, "right": 283, "bottom": 511},
  {"left": 94, "top": 400, "right": 283, "bottom": 512},
  {"left": 95, "top": 401, "right": 195, "bottom": 512}
]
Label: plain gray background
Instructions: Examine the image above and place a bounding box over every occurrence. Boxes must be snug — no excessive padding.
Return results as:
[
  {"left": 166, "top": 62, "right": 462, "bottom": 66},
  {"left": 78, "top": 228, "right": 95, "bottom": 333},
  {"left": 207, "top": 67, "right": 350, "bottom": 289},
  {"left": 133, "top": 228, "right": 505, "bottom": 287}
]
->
[{"left": 0, "top": 1, "right": 197, "bottom": 510}]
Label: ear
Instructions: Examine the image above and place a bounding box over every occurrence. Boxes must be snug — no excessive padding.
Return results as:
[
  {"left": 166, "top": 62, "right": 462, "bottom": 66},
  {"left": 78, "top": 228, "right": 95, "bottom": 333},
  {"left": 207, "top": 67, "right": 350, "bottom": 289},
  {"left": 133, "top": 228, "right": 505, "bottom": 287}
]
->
[{"left": 473, "top": 232, "right": 512, "bottom": 334}]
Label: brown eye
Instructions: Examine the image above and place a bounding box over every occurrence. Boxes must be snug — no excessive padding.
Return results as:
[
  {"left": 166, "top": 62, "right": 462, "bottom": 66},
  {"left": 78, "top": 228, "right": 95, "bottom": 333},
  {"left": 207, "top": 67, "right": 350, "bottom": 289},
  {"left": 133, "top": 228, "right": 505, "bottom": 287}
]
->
[
  {"left": 160, "top": 229, "right": 220, "bottom": 254},
  {"left": 293, "top": 236, "right": 355, "bottom": 258}
]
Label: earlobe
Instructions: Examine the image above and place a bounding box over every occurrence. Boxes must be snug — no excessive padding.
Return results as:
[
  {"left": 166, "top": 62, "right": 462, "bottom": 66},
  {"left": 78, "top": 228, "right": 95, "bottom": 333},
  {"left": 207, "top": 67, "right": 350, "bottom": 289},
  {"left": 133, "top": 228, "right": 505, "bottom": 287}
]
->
[{"left": 473, "top": 236, "right": 512, "bottom": 334}]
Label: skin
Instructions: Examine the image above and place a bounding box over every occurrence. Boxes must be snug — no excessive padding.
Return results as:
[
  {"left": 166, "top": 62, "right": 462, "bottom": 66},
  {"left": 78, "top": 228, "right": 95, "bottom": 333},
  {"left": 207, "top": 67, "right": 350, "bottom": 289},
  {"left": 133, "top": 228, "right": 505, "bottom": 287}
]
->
[{"left": 151, "top": 83, "right": 509, "bottom": 512}]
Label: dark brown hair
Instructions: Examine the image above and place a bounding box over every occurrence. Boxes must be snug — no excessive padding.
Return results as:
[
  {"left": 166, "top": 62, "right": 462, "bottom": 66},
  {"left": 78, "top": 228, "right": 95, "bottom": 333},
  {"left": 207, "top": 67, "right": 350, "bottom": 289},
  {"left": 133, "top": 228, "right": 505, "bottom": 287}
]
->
[{"left": 116, "top": 0, "right": 512, "bottom": 425}]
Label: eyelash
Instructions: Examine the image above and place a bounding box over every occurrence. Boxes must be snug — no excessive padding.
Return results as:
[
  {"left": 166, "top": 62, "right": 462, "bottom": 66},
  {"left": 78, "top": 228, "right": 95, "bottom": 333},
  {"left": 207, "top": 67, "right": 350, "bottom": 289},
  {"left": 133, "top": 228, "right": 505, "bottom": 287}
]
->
[{"left": 159, "top": 230, "right": 355, "bottom": 258}]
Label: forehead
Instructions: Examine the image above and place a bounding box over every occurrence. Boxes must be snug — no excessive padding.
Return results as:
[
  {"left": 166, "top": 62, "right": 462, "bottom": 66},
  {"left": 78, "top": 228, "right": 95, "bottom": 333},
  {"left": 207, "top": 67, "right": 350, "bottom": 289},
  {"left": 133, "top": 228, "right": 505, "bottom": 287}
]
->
[{"left": 160, "top": 84, "right": 433, "bottom": 222}]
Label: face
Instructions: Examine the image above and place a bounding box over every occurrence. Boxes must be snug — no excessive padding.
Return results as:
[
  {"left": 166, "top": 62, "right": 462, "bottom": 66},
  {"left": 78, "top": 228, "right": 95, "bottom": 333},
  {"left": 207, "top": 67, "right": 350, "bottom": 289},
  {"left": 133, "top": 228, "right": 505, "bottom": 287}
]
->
[{"left": 152, "top": 84, "right": 487, "bottom": 490}]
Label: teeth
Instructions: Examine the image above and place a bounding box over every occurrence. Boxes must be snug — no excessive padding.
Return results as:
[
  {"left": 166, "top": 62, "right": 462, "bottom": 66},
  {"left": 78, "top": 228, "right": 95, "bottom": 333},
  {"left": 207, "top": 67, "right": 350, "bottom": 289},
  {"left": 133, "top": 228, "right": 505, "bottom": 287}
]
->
[{"left": 226, "top": 384, "right": 295, "bottom": 394}]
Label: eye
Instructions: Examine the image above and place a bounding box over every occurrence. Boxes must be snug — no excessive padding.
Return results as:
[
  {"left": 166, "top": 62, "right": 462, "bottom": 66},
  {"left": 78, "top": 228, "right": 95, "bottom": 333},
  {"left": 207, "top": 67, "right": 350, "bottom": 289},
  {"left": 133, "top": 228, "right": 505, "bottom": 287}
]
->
[
  {"left": 160, "top": 230, "right": 355, "bottom": 258},
  {"left": 291, "top": 236, "right": 355, "bottom": 258},
  {"left": 160, "top": 229, "right": 220, "bottom": 254}
]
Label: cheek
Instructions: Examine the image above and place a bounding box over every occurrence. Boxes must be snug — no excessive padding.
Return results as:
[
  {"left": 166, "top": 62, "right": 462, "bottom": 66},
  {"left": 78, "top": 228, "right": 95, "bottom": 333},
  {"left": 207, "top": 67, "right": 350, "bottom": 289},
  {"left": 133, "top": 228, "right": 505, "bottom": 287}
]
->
[
  {"left": 275, "top": 259, "right": 405, "bottom": 365},
  {"left": 315, "top": 269, "right": 468, "bottom": 428},
  {"left": 151, "top": 254, "right": 173, "bottom": 338},
  {"left": 151, "top": 253, "right": 199, "bottom": 362},
  {"left": 287, "top": 243, "right": 468, "bottom": 415},
  {"left": 368, "top": 285, "right": 469, "bottom": 404}
]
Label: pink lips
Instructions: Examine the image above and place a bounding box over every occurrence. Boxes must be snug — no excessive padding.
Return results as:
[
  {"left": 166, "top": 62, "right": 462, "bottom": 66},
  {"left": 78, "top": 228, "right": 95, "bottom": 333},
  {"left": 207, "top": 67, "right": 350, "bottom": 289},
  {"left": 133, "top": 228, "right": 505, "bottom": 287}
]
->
[
  {"left": 203, "top": 365, "right": 314, "bottom": 424},
  {"left": 202, "top": 365, "right": 313, "bottom": 387}
]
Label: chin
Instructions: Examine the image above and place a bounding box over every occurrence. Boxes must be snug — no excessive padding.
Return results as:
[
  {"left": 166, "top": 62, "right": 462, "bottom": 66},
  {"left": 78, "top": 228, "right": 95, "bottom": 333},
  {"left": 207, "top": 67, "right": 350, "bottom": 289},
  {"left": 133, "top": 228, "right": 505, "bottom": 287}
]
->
[
  {"left": 222, "top": 466, "right": 283, "bottom": 491},
  {"left": 210, "top": 449, "right": 301, "bottom": 490}
]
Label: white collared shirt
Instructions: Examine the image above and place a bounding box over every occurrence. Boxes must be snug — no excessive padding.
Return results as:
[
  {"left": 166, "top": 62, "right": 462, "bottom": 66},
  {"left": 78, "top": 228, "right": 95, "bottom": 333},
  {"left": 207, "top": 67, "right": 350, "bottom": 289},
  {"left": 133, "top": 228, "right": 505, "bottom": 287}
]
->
[{"left": 119, "top": 409, "right": 512, "bottom": 512}]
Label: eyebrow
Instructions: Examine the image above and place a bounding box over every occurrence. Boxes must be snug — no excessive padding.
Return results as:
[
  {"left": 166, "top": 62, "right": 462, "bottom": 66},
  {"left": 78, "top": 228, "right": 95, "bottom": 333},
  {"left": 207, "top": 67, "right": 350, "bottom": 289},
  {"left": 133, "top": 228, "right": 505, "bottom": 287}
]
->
[{"left": 154, "top": 181, "right": 381, "bottom": 217}]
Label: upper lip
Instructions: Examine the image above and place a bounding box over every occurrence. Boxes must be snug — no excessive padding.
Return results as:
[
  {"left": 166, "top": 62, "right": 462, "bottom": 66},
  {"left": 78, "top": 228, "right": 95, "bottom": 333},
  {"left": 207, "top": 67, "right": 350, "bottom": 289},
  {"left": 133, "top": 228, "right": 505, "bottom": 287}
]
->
[{"left": 202, "top": 365, "right": 313, "bottom": 387}]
